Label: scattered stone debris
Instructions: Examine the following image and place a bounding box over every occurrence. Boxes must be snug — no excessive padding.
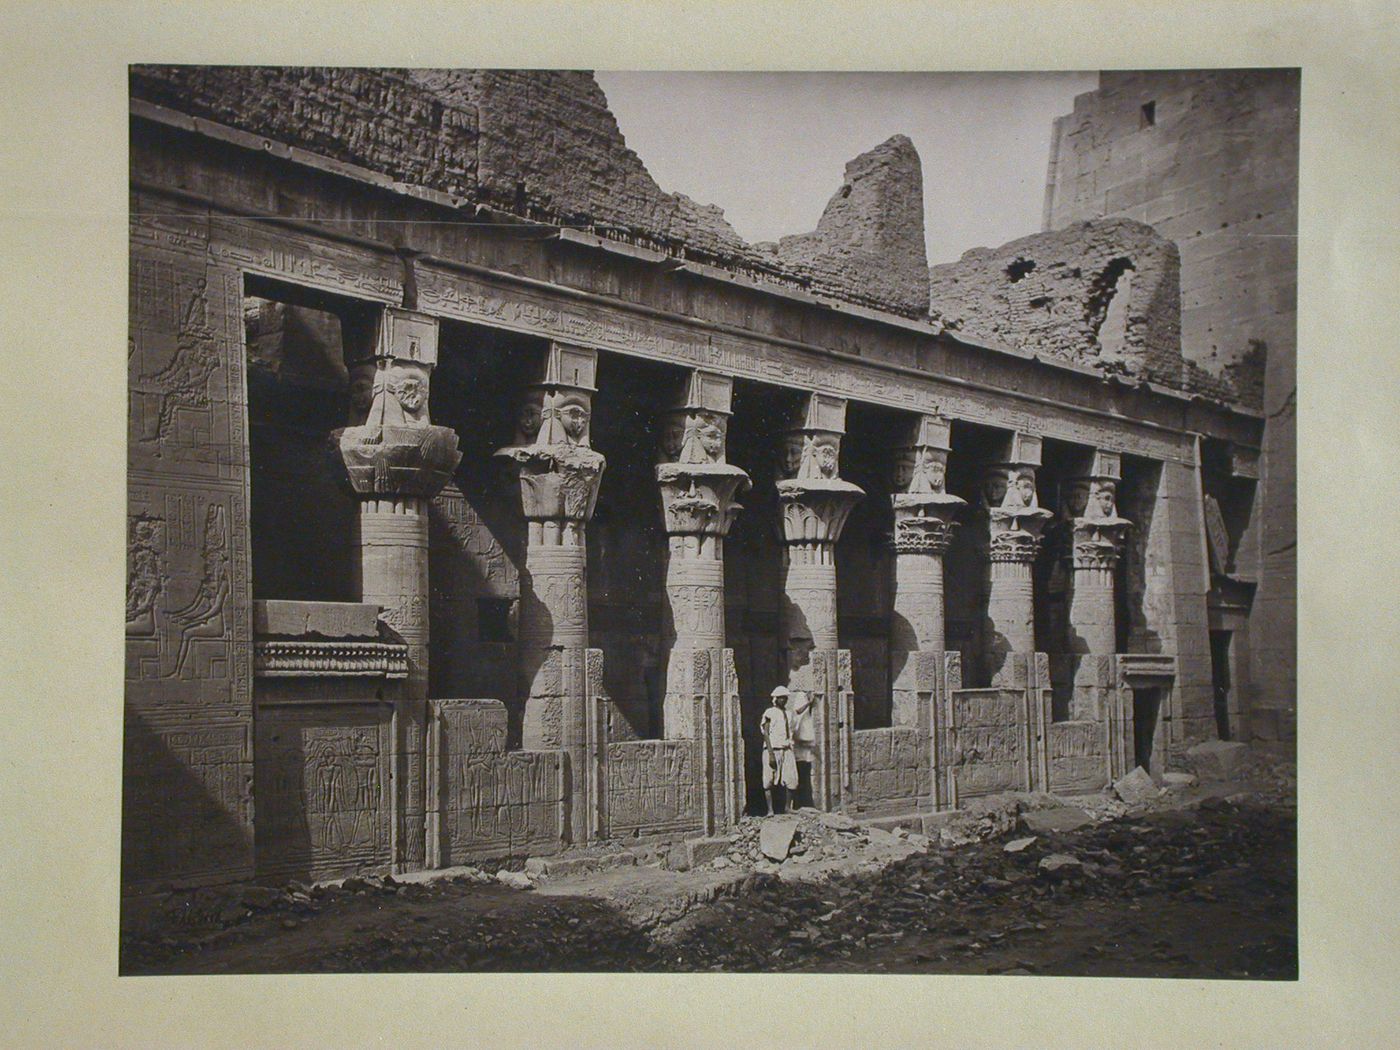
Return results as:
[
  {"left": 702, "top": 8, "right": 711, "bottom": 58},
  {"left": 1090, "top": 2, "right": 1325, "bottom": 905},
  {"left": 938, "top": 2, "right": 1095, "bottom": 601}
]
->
[
  {"left": 494, "top": 870, "right": 534, "bottom": 891},
  {"left": 1162, "top": 772, "right": 1198, "bottom": 790},
  {"left": 1185, "top": 740, "right": 1250, "bottom": 782},
  {"left": 1113, "top": 766, "right": 1162, "bottom": 805},
  {"left": 1004, "top": 837, "right": 1038, "bottom": 854},
  {"left": 1038, "top": 854, "right": 1086, "bottom": 878}
]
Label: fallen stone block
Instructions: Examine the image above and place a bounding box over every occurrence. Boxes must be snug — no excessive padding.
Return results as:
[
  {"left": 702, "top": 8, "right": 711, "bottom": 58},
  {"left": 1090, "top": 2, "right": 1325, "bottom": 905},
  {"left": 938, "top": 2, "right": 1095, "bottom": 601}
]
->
[
  {"left": 495, "top": 869, "right": 534, "bottom": 890},
  {"left": 1113, "top": 766, "right": 1162, "bottom": 805},
  {"left": 687, "top": 836, "right": 736, "bottom": 868},
  {"left": 1004, "top": 836, "right": 1037, "bottom": 853},
  {"left": 1162, "top": 771, "right": 1198, "bottom": 789},
  {"left": 1038, "top": 854, "right": 1085, "bottom": 878},
  {"left": 1184, "top": 740, "right": 1250, "bottom": 782},
  {"left": 1020, "top": 807, "right": 1093, "bottom": 834},
  {"left": 817, "top": 811, "right": 860, "bottom": 833},
  {"left": 760, "top": 815, "right": 801, "bottom": 861}
]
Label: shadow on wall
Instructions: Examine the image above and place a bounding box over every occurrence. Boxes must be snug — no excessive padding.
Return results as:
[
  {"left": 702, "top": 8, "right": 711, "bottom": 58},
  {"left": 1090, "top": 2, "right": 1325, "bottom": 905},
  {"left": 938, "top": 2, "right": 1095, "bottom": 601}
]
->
[{"left": 121, "top": 712, "right": 253, "bottom": 893}]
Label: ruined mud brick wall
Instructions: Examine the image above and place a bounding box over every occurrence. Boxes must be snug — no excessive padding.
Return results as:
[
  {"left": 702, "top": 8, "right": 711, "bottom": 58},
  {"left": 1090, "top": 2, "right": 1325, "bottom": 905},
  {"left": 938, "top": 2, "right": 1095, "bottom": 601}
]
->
[
  {"left": 928, "top": 219, "right": 1183, "bottom": 388},
  {"left": 767, "top": 135, "right": 931, "bottom": 317},
  {"left": 850, "top": 727, "right": 929, "bottom": 815},
  {"left": 129, "top": 67, "right": 930, "bottom": 319},
  {"left": 428, "top": 700, "right": 566, "bottom": 865},
  {"left": 127, "top": 196, "right": 255, "bottom": 891},
  {"left": 1044, "top": 70, "right": 1296, "bottom": 734}
]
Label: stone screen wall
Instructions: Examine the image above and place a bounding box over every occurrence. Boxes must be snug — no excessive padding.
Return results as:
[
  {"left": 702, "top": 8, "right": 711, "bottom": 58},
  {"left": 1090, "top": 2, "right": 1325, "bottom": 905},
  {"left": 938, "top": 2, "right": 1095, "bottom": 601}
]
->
[
  {"left": 850, "top": 727, "right": 929, "bottom": 815},
  {"left": 429, "top": 700, "right": 566, "bottom": 865},
  {"left": 605, "top": 740, "right": 703, "bottom": 838}
]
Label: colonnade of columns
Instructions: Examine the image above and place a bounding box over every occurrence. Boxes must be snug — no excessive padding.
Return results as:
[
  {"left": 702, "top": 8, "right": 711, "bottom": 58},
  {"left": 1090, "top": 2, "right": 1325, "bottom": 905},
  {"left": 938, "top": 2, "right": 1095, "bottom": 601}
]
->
[{"left": 334, "top": 318, "right": 1136, "bottom": 842}]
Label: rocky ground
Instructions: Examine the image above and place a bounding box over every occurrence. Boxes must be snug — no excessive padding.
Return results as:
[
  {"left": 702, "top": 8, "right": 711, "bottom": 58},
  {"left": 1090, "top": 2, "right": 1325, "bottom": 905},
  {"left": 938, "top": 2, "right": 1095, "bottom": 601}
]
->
[{"left": 121, "top": 746, "right": 1295, "bottom": 978}]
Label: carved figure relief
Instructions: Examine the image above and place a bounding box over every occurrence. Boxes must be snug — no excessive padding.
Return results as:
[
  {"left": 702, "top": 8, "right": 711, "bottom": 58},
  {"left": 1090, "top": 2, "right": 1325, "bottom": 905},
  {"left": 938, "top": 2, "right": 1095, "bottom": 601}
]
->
[
  {"left": 130, "top": 276, "right": 220, "bottom": 452},
  {"left": 353, "top": 360, "right": 432, "bottom": 428}
]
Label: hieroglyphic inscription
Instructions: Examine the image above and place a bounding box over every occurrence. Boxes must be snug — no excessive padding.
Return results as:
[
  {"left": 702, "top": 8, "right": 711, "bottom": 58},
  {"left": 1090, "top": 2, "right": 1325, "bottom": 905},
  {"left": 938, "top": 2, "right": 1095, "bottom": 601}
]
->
[
  {"left": 410, "top": 263, "right": 1190, "bottom": 463},
  {"left": 1047, "top": 720, "right": 1107, "bottom": 794},
  {"left": 254, "top": 706, "right": 392, "bottom": 880},
  {"left": 126, "top": 483, "right": 250, "bottom": 689},
  {"left": 605, "top": 740, "right": 701, "bottom": 836},
  {"left": 851, "top": 727, "right": 928, "bottom": 809},
  {"left": 947, "top": 689, "right": 1027, "bottom": 799}
]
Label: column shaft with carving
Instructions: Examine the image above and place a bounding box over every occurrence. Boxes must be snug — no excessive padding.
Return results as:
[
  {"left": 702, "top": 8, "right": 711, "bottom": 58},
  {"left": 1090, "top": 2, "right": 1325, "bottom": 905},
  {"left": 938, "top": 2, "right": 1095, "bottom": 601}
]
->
[
  {"left": 337, "top": 308, "right": 461, "bottom": 871},
  {"left": 656, "top": 371, "right": 749, "bottom": 737},
  {"left": 1063, "top": 450, "right": 1132, "bottom": 720},
  {"left": 777, "top": 394, "right": 863, "bottom": 812},
  {"left": 984, "top": 432, "right": 1053, "bottom": 687},
  {"left": 889, "top": 414, "right": 966, "bottom": 727}
]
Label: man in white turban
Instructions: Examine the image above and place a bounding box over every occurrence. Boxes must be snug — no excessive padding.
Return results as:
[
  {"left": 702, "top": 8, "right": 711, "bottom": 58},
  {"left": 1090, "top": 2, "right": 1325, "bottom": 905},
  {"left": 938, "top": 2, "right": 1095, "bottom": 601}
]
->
[{"left": 760, "top": 686, "right": 799, "bottom": 815}]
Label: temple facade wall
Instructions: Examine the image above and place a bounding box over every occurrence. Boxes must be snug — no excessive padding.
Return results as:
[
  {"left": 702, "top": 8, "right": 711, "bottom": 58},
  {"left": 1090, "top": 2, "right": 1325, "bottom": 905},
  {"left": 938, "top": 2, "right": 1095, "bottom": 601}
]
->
[
  {"left": 1043, "top": 70, "right": 1297, "bottom": 739},
  {"left": 124, "top": 105, "right": 1262, "bottom": 895}
]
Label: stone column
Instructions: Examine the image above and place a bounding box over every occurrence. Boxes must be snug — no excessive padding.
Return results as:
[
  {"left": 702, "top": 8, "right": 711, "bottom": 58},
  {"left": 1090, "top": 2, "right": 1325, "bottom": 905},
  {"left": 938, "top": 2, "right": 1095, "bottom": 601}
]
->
[
  {"left": 494, "top": 343, "right": 605, "bottom": 754},
  {"left": 656, "top": 370, "right": 750, "bottom": 737},
  {"left": 337, "top": 307, "right": 461, "bottom": 870},
  {"left": 777, "top": 394, "right": 864, "bottom": 659},
  {"left": 1063, "top": 449, "right": 1131, "bottom": 720},
  {"left": 776, "top": 395, "right": 863, "bottom": 812},
  {"left": 889, "top": 414, "right": 966, "bottom": 727},
  {"left": 984, "top": 432, "right": 1053, "bottom": 686}
]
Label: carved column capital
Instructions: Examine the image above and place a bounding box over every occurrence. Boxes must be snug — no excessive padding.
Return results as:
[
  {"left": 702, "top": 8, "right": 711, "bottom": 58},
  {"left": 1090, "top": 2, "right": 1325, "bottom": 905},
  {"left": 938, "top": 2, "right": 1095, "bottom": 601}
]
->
[
  {"left": 776, "top": 393, "right": 864, "bottom": 552},
  {"left": 890, "top": 413, "right": 965, "bottom": 555},
  {"left": 337, "top": 307, "right": 461, "bottom": 500},
  {"left": 1062, "top": 449, "right": 1131, "bottom": 569},
  {"left": 655, "top": 370, "right": 750, "bottom": 545},
  {"left": 494, "top": 343, "right": 606, "bottom": 544}
]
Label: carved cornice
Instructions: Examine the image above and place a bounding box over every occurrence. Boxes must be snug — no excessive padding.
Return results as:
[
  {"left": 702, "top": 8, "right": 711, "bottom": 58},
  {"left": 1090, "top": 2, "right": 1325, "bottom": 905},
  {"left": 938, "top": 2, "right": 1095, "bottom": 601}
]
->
[{"left": 254, "top": 640, "right": 409, "bottom": 678}]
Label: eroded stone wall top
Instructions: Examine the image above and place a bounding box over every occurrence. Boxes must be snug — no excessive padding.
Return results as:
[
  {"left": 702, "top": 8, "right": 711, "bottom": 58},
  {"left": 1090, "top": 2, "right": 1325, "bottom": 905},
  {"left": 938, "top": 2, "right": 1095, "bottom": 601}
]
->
[
  {"left": 129, "top": 67, "right": 932, "bottom": 319},
  {"left": 928, "top": 218, "right": 1195, "bottom": 394}
]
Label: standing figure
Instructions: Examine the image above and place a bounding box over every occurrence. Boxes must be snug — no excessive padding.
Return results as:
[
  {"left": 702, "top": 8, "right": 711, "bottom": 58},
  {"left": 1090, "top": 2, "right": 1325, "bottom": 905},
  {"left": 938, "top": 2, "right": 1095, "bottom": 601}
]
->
[
  {"left": 790, "top": 686, "right": 816, "bottom": 810},
  {"left": 760, "top": 687, "right": 799, "bottom": 815}
]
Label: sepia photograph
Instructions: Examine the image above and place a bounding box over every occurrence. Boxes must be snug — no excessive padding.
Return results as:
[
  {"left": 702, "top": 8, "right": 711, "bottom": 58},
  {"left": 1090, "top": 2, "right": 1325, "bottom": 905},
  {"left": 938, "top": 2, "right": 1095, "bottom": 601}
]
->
[
  {"left": 118, "top": 65, "right": 1300, "bottom": 978},
  {"left": 119, "top": 64, "right": 1300, "bottom": 979}
]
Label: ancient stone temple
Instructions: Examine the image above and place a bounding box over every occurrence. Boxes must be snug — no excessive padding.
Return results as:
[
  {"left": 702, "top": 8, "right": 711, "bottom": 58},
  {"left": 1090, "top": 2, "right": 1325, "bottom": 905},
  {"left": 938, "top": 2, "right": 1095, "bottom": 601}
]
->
[{"left": 124, "top": 67, "right": 1283, "bottom": 895}]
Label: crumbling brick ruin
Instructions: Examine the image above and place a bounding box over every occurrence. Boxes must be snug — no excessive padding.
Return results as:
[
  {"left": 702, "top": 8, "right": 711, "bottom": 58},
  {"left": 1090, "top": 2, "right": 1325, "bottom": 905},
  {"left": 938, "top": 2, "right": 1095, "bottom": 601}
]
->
[{"left": 124, "top": 66, "right": 1289, "bottom": 899}]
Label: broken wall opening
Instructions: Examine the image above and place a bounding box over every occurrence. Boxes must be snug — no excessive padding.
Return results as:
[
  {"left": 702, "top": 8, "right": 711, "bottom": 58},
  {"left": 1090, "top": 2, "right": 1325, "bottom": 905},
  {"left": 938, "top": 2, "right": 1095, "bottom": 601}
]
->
[
  {"left": 587, "top": 352, "right": 684, "bottom": 741},
  {"left": 838, "top": 401, "right": 901, "bottom": 729},
  {"left": 244, "top": 278, "right": 366, "bottom": 603},
  {"left": 428, "top": 320, "right": 542, "bottom": 709}
]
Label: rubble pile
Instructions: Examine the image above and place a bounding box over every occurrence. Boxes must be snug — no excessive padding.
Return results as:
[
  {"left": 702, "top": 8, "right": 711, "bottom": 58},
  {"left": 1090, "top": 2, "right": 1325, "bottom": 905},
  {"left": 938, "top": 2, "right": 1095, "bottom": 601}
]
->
[{"left": 708, "top": 809, "right": 927, "bottom": 873}]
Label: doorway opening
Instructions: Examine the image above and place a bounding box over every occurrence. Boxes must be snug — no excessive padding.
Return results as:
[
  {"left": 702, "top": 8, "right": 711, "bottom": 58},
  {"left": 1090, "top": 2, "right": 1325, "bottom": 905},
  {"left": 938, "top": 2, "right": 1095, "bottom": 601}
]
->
[
  {"left": 1132, "top": 685, "right": 1163, "bottom": 771},
  {"left": 1210, "top": 629, "right": 1234, "bottom": 740}
]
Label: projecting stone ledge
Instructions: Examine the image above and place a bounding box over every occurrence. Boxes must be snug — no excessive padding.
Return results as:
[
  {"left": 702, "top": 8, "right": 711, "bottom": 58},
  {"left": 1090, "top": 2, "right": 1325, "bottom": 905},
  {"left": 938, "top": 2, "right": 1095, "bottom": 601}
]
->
[{"left": 765, "top": 134, "right": 930, "bottom": 317}]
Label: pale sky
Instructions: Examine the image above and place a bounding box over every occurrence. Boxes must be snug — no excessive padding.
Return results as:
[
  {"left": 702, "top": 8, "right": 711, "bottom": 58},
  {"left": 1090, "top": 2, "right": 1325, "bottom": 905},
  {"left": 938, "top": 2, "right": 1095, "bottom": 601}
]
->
[{"left": 594, "top": 71, "right": 1099, "bottom": 266}]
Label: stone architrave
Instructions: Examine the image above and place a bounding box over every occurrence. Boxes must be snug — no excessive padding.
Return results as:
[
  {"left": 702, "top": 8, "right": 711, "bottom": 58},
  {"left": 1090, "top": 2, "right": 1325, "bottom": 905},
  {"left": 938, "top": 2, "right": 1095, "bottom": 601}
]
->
[
  {"left": 888, "top": 413, "right": 966, "bottom": 727},
  {"left": 1063, "top": 449, "right": 1132, "bottom": 719},
  {"left": 984, "top": 432, "right": 1053, "bottom": 686},
  {"left": 336, "top": 307, "right": 462, "bottom": 871},
  {"left": 494, "top": 343, "right": 606, "bottom": 760},
  {"left": 655, "top": 370, "right": 750, "bottom": 739}
]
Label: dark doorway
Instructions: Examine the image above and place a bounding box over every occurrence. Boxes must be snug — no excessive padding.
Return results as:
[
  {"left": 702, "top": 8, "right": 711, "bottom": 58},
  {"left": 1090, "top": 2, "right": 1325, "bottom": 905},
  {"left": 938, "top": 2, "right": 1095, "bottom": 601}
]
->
[
  {"left": 1210, "top": 629, "right": 1233, "bottom": 740},
  {"left": 1132, "top": 686, "right": 1163, "bottom": 771}
]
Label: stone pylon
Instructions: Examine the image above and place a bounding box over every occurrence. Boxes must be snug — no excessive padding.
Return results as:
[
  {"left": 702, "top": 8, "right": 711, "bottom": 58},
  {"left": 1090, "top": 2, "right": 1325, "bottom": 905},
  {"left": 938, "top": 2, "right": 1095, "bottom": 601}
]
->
[
  {"left": 655, "top": 370, "right": 749, "bottom": 830},
  {"left": 336, "top": 307, "right": 462, "bottom": 871},
  {"left": 777, "top": 394, "right": 863, "bottom": 812},
  {"left": 494, "top": 342, "right": 605, "bottom": 760},
  {"left": 983, "top": 432, "right": 1053, "bottom": 687},
  {"left": 889, "top": 414, "right": 965, "bottom": 728},
  {"left": 1063, "top": 449, "right": 1132, "bottom": 719}
]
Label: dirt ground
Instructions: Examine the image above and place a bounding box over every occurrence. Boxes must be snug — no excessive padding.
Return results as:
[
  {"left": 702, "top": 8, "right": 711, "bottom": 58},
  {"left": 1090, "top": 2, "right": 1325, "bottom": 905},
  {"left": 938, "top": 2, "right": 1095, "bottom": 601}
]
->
[{"left": 122, "top": 786, "right": 1295, "bottom": 979}]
